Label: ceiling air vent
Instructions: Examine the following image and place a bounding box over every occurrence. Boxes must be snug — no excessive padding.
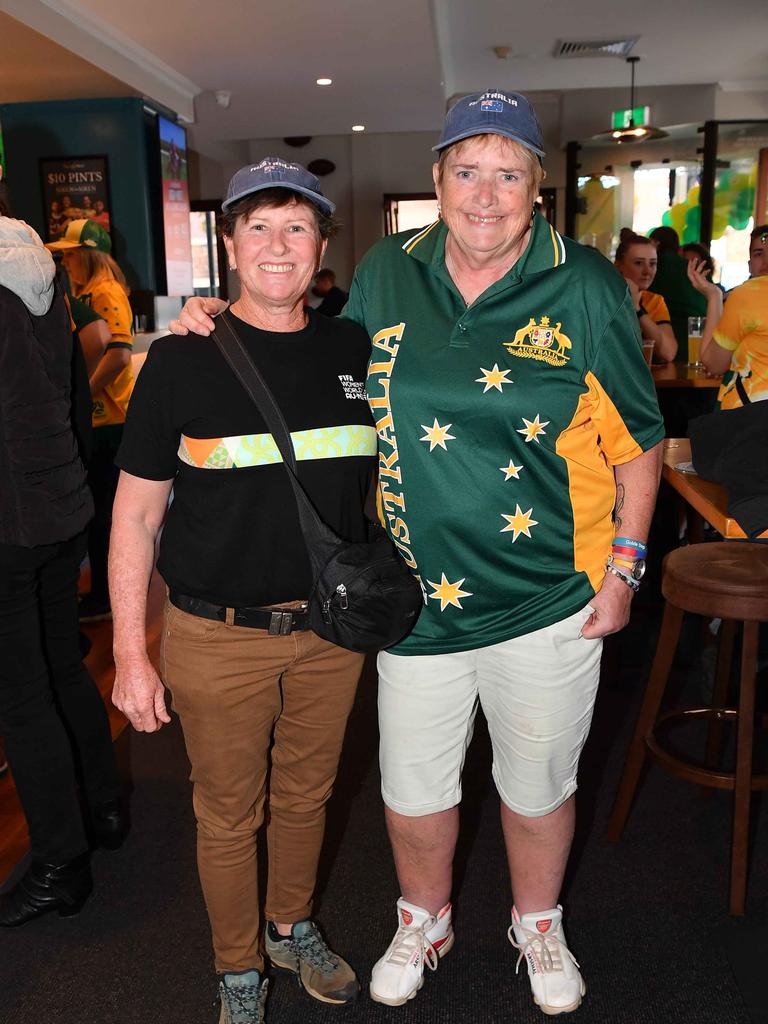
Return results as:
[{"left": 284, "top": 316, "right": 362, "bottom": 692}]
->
[{"left": 555, "top": 37, "right": 638, "bottom": 59}]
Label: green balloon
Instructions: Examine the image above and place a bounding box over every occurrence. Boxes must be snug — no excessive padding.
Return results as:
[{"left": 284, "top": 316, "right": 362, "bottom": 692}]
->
[{"left": 682, "top": 205, "right": 700, "bottom": 243}]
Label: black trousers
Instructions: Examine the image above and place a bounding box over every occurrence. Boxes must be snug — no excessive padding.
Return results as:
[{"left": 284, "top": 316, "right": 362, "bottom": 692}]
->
[{"left": 0, "top": 531, "right": 120, "bottom": 862}]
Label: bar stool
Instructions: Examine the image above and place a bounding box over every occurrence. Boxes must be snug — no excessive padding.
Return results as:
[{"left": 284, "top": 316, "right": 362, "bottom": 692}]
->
[{"left": 607, "top": 541, "right": 768, "bottom": 915}]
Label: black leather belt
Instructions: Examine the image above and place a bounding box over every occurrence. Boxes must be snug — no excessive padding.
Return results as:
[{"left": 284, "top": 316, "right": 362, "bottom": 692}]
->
[{"left": 169, "top": 590, "right": 310, "bottom": 634}]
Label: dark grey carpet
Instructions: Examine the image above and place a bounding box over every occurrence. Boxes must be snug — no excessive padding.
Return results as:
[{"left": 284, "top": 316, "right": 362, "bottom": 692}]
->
[{"left": 1, "top": 601, "right": 766, "bottom": 1023}]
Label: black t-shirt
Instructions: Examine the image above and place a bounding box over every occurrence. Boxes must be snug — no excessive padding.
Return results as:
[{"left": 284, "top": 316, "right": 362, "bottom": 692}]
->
[{"left": 116, "top": 309, "right": 375, "bottom": 606}]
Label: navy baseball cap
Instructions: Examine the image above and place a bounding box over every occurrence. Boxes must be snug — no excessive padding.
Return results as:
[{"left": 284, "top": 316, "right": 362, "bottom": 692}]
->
[
  {"left": 433, "top": 90, "right": 545, "bottom": 160},
  {"left": 222, "top": 158, "right": 335, "bottom": 215}
]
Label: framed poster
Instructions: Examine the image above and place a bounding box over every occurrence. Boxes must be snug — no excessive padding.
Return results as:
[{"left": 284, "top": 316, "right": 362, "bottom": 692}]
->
[
  {"left": 158, "top": 115, "right": 193, "bottom": 296},
  {"left": 39, "top": 155, "right": 112, "bottom": 242}
]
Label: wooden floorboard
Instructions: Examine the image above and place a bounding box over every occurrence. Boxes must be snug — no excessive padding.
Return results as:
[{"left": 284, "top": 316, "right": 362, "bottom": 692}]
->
[{"left": 0, "top": 570, "right": 165, "bottom": 884}]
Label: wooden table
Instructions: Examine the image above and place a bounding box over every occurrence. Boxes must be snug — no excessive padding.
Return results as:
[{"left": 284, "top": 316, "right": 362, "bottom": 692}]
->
[
  {"left": 662, "top": 438, "right": 768, "bottom": 540},
  {"left": 653, "top": 363, "right": 722, "bottom": 389}
]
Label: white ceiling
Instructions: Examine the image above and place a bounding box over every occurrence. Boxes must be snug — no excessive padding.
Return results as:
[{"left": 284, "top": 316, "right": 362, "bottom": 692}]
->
[
  {"left": 0, "top": 11, "right": 140, "bottom": 102},
  {"left": 1, "top": 0, "right": 767, "bottom": 159}
]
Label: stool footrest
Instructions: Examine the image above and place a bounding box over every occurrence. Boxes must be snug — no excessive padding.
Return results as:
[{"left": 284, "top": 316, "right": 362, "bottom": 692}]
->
[{"left": 646, "top": 706, "right": 768, "bottom": 791}]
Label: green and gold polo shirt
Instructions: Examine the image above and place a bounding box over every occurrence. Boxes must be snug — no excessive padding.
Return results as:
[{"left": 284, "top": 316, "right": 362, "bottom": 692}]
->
[{"left": 343, "top": 212, "right": 664, "bottom": 656}]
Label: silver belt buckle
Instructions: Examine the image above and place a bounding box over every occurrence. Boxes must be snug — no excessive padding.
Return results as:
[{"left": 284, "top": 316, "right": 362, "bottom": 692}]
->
[{"left": 268, "top": 610, "right": 293, "bottom": 636}]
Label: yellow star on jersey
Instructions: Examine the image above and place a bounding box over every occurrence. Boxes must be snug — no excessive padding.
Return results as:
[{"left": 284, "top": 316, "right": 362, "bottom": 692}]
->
[
  {"left": 499, "top": 460, "right": 524, "bottom": 481},
  {"left": 427, "top": 573, "right": 473, "bottom": 611},
  {"left": 475, "top": 363, "right": 512, "bottom": 393},
  {"left": 517, "top": 414, "right": 550, "bottom": 444},
  {"left": 420, "top": 418, "right": 456, "bottom": 452},
  {"left": 500, "top": 505, "right": 539, "bottom": 542}
]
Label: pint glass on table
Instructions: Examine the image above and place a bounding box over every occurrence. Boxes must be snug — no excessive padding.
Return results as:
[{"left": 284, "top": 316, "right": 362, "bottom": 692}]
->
[{"left": 687, "top": 316, "right": 704, "bottom": 367}]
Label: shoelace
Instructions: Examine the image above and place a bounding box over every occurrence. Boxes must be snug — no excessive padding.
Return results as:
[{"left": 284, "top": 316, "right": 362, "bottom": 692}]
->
[
  {"left": 384, "top": 923, "right": 440, "bottom": 973},
  {"left": 288, "top": 926, "right": 341, "bottom": 975},
  {"left": 507, "top": 924, "right": 580, "bottom": 976},
  {"left": 219, "top": 978, "right": 268, "bottom": 1024}
]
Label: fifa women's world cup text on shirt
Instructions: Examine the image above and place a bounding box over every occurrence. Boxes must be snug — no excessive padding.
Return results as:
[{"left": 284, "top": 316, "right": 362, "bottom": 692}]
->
[
  {"left": 116, "top": 311, "right": 376, "bottom": 608},
  {"left": 343, "top": 212, "right": 665, "bottom": 656},
  {"left": 714, "top": 275, "right": 768, "bottom": 409}
]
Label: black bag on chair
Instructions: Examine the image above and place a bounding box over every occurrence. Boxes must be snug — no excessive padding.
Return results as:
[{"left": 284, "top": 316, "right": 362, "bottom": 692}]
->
[
  {"left": 688, "top": 398, "right": 768, "bottom": 538},
  {"left": 212, "top": 314, "right": 423, "bottom": 654}
]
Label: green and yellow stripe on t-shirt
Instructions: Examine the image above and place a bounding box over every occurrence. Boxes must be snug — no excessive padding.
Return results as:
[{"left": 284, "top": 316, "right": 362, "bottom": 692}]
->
[{"left": 179, "top": 424, "right": 377, "bottom": 469}]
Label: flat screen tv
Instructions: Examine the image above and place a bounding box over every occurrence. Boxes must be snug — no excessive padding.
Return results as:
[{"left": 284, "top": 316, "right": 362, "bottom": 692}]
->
[{"left": 158, "top": 114, "right": 193, "bottom": 296}]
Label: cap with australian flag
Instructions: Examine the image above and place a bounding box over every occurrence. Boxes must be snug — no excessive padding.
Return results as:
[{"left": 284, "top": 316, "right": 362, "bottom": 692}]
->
[{"left": 433, "top": 89, "right": 545, "bottom": 160}]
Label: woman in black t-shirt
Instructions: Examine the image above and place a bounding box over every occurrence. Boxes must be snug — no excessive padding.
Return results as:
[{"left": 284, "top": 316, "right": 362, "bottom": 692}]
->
[{"left": 111, "top": 162, "right": 375, "bottom": 1023}]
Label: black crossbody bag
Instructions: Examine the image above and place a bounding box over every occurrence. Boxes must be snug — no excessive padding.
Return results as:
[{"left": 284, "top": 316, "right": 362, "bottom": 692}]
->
[{"left": 211, "top": 314, "right": 423, "bottom": 654}]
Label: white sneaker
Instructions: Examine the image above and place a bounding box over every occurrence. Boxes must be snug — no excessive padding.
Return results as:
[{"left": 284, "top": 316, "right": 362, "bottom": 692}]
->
[
  {"left": 508, "top": 905, "right": 585, "bottom": 1016},
  {"left": 369, "top": 897, "right": 454, "bottom": 1006}
]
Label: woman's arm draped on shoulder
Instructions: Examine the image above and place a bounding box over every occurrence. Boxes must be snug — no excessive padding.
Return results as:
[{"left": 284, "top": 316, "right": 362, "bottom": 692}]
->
[
  {"left": 169, "top": 297, "right": 229, "bottom": 336},
  {"left": 110, "top": 471, "right": 173, "bottom": 733}
]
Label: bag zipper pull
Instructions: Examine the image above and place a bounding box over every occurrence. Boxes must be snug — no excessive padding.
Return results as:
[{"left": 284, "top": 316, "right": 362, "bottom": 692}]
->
[{"left": 336, "top": 583, "right": 348, "bottom": 610}]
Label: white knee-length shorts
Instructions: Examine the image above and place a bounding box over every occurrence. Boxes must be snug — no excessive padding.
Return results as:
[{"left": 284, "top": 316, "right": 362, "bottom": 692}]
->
[{"left": 378, "top": 605, "right": 602, "bottom": 818}]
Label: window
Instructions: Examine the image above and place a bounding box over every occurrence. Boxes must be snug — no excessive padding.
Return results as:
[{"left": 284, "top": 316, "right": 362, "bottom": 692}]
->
[
  {"left": 189, "top": 201, "right": 228, "bottom": 299},
  {"left": 384, "top": 193, "right": 438, "bottom": 235}
]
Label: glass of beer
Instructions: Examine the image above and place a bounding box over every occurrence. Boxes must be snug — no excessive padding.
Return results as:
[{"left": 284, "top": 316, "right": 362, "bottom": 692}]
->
[
  {"left": 642, "top": 340, "right": 654, "bottom": 366},
  {"left": 687, "top": 316, "right": 704, "bottom": 367}
]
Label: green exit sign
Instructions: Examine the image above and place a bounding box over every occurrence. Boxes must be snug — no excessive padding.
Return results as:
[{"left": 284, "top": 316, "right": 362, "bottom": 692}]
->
[{"left": 612, "top": 106, "right": 650, "bottom": 129}]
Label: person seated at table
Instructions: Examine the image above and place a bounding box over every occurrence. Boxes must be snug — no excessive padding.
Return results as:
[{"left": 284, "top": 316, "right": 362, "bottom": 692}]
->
[
  {"left": 615, "top": 231, "right": 677, "bottom": 363},
  {"left": 649, "top": 226, "right": 707, "bottom": 361},
  {"left": 687, "top": 225, "right": 768, "bottom": 409}
]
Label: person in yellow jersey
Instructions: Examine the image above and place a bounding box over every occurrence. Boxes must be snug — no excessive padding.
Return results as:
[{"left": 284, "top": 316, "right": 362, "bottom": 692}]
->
[
  {"left": 614, "top": 231, "right": 677, "bottom": 363},
  {"left": 687, "top": 224, "right": 768, "bottom": 408},
  {"left": 48, "top": 220, "right": 134, "bottom": 620}
]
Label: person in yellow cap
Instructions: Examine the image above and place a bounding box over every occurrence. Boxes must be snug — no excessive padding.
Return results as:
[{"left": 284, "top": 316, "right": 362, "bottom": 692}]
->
[{"left": 47, "top": 219, "right": 134, "bottom": 621}]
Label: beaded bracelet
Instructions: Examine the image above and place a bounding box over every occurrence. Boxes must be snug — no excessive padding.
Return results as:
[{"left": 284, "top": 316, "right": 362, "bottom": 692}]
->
[{"left": 606, "top": 564, "right": 640, "bottom": 592}]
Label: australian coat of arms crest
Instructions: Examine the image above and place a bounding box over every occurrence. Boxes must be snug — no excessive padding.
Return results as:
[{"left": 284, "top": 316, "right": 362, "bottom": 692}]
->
[{"left": 503, "top": 316, "right": 571, "bottom": 366}]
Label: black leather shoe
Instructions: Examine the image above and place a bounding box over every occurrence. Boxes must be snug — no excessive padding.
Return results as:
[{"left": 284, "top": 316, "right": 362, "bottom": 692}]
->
[
  {"left": 0, "top": 853, "right": 92, "bottom": 926},
  {"left": 91, "top": 799, "right": 129, "bottom": 851}
]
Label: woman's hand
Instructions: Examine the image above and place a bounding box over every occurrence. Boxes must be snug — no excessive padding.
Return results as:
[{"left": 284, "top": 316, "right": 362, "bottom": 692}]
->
[
  {"left": 686, "top": 258, "right": 720, "bottom": 298},
  {"left": 169, "top": 297, "right": 228, "bottom": 336},
  {"left": 581, "top": 572, "right": 634, "bottom": 639}
]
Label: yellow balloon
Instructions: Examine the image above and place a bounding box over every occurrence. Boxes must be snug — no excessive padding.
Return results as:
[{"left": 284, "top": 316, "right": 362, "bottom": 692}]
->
[
  {"left": 670, "top": 205, "right": 687, "bottom": 233},
  {"left": 712, "top": 210, "right": 729, "bottom": 240}
]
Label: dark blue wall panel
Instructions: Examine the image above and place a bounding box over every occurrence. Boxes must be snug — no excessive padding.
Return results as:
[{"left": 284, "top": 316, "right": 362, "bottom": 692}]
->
[{"left": 0, "top": 97, "right": 157, "bottom": 292}]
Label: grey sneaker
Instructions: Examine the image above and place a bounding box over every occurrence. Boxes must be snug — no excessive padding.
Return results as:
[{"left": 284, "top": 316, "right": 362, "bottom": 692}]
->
[
  {"left": 218, "top": 969, "right": 268, "bottom": 1024},
  {"left": 265, "top": 919, "right": 359, "bottom": 1004}
]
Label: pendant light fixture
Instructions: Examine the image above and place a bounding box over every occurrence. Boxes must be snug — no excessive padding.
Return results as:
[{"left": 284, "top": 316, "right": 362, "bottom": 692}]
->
[{"left": 593, "top": 57, "right": 668, "bottom": 144}]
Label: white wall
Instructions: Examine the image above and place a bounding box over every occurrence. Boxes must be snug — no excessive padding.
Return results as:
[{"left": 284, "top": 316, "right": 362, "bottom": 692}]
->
[
  {"left": 714, "top": 89, "right": 768, "bottom": 122},
  {"left": 348, "top": 132, "right": 436, "bottom": 264}
]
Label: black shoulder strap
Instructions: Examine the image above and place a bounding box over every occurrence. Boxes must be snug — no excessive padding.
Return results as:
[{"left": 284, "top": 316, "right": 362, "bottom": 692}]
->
[{"left": 210, "top": 312, "right": 341, "bottom": 570}]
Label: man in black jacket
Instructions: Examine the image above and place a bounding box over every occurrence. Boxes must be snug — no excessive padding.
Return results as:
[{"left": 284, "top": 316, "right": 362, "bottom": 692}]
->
[
  {"left": 312, "top": 268, "right": 348, "bottom": 317},
  {"left": 0, "top": 215, "right": 124, "bottom": 926}
]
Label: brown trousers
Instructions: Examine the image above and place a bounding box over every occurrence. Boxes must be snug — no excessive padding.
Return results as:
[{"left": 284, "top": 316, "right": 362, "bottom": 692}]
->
[{"left": 161, "top": 599, "right": 364, "bottom": 973}]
